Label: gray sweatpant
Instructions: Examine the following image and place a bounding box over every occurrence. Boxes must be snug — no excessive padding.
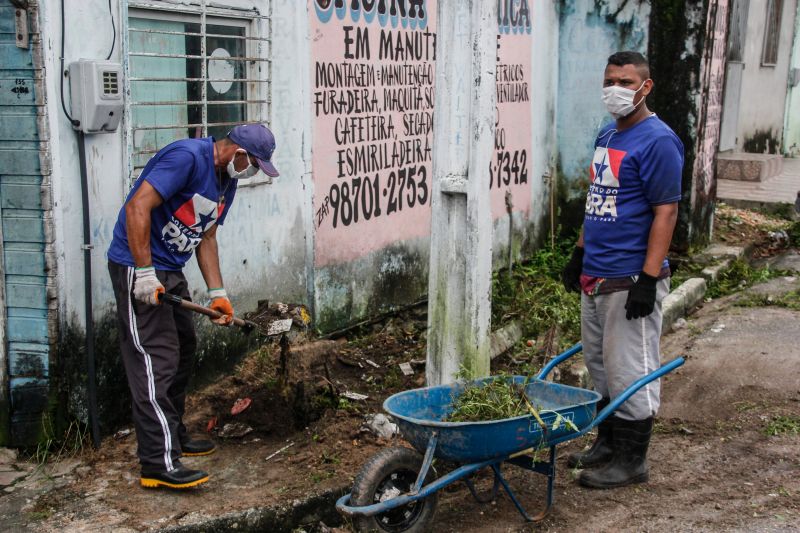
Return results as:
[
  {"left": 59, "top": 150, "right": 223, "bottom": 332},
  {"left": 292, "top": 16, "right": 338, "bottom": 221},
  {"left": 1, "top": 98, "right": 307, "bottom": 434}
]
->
[{"left": 580, "top": 278, "right": 670, "bottom": 421}]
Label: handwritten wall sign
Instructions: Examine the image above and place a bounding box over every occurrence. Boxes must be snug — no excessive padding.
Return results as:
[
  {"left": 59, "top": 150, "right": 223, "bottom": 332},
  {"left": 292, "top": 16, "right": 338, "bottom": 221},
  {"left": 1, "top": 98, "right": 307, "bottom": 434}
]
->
[{"left": 310, "top": 0, "right": 534, "bottom": 267}]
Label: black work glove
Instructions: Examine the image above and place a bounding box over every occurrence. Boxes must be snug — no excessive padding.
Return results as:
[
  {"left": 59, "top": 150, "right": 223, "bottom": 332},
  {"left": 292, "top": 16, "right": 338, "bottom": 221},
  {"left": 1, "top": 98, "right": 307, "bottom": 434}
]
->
[
  {"left": 561, "top": 246, "right": 584, "bottom": 293},
  {"left": 625, "top": 272, "right": 658, "bottom": 320}
]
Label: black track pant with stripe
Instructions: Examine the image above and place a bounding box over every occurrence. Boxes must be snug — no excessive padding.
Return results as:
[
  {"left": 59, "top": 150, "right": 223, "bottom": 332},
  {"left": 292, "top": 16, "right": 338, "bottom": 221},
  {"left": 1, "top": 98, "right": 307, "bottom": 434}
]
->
[{"left": 108, "top": 261, "right": 198, "bottom": 472}]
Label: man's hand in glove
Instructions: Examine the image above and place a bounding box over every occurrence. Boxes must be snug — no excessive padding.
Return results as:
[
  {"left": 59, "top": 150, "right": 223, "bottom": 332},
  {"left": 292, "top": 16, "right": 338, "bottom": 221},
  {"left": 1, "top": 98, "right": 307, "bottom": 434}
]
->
[
  {"left": 625, "top": 272, "right": 658, "bottom": 320},
  {"left": 133, "top": 266, "right": 165, "bottom": 306},
  {"left": 208, "top": 288, "right": 234, "bottom": 326},
  {"left": 561, "top": 246, "right": 584, "bottom": 293}
]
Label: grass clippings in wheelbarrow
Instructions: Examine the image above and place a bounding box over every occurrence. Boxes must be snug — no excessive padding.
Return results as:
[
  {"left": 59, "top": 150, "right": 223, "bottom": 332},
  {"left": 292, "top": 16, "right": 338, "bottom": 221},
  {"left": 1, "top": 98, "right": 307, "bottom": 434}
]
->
[
  {"left": 447, "top": 375, "right": 529, "bottom": 422},
  {"left": 446, "top": 374, "right": 550, "bottom": 424}
]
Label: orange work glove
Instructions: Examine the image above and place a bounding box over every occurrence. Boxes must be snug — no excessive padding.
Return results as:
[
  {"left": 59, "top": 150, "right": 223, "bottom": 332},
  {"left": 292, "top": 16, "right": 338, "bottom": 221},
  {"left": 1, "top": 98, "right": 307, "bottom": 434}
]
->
[{"left": 208, "top": 288, "right": 234, "bottom": 326}]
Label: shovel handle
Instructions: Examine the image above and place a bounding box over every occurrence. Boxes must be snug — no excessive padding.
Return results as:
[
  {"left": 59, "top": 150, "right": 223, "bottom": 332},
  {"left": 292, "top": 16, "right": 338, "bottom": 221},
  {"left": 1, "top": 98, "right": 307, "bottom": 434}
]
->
[{"left": 159, "top": 293, "right": 253, "bottom": 331}]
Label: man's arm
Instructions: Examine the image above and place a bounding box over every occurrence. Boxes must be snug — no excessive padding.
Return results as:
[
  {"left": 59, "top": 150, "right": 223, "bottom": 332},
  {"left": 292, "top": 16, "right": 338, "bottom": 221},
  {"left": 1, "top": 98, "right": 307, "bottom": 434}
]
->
[
  {"left": 196, "top": 224, "right": 224, "bottom": 290},
  {"left": 196, "top": 225, "right": 233, "bottom": 325},
  {"left": 126, "top": 181, "right": 164, "bottom": 267},
  {"left": 642, "top": 202, "right": 678, "bottom": 276}
]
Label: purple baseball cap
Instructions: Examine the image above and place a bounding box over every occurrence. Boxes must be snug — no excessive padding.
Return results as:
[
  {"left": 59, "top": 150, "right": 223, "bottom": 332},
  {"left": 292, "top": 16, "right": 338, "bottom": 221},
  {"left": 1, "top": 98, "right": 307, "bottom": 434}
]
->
[{"left": 228, "top": 124, "right": 280, "bottom": 177}]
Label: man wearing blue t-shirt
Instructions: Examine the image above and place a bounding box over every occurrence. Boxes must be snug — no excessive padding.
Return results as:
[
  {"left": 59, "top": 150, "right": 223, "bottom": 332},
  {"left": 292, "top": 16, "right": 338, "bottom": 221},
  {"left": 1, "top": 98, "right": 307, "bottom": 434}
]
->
[
  {"left": 107, "top": 125, "right": 279, "bottom": 489},
  {"left": 561, "top": 52, "right": 683, "bottom": 489}
]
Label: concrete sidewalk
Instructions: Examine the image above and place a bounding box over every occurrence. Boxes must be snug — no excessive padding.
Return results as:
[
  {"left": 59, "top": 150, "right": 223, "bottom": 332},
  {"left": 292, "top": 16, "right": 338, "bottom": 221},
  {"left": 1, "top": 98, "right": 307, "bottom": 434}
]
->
[{"left": 717, "top": 157, "right": 800, "bottom": 208}]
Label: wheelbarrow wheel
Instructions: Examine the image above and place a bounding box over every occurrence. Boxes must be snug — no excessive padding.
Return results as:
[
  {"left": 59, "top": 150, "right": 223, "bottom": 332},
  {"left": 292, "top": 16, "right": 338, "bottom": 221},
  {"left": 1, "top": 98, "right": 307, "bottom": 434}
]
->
[{"left": 350, "top": 446, "right": 438, "bottom": 533}]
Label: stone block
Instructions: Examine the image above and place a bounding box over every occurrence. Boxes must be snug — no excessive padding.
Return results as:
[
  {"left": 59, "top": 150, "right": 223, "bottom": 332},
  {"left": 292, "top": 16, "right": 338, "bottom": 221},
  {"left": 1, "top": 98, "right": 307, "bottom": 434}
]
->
[
  {"left": 694, "top": 244, "right": 745, "bottom": 265},
  {"left": 716, "top": 153, "right": 783, "bottom": 182},
  {"left": 0, "top": 469, "right": 28, "bottom": 487},
  {"left": 701, "top": 259, "right": 731, "bottom": 282},
  {"left": 489, "top": 321, "right": 523, "bottom": 360},
  {"left": 662, "top": 291, "right": 686, "bottom": 332}
]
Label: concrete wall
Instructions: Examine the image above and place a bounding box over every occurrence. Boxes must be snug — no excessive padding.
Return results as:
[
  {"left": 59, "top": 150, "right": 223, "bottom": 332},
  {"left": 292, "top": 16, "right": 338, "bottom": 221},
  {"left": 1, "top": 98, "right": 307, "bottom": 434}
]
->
[
  {"left": 733, "top": 0, "right": 798, "bottom": 152},
  {"left": 40, "top": 0, "right": 313, "bottom": 331},
  {"left": 40, "top": 0, "right": 558, "bottom": 337},
  {"left": 24, "top": 0, "right": 559, "bottom": 436},
  {"left": 555, "top": 0, "right": 650, "bottom": 227},
  {"left": 308, "top": 0, "right": 558, "bottom": 331}
]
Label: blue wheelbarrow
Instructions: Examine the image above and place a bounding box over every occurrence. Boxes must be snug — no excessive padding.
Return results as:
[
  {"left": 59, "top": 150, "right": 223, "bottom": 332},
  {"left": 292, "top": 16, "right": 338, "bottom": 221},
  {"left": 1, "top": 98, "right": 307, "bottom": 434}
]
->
[{"left": 336, "top": 343, "right": 684, "bottom": 532}]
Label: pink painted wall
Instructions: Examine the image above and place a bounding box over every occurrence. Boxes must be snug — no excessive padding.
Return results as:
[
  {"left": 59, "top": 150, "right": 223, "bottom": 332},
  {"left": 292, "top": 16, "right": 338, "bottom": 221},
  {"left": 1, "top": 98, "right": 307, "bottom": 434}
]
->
[
  {"left": 310, "top": 0, "right": 437, "bottom": 268},
  {"left": 310, "top": 0, "right": 534, "bottom": 268}
]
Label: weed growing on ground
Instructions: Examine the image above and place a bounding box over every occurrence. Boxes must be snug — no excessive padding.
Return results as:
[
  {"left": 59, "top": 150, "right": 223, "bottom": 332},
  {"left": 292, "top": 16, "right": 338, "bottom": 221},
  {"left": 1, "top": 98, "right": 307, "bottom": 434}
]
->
[
  {"left": 29, "top": 417, "right": 90, "bottom": 467},
  {"left": 735, "top": 289, "right": 800, "bottom": 310},
  {"left": 491, "top": 235, "right": 581, "bottom": 347},
  {"left": 763, "top": 416, "right": 800, "bottom": 437},
  {"left": 787, "top": 220, "right": 800, "bottom": 247},
  {"left": 706, "top": 260, "right": 788, "bottom": 298}
]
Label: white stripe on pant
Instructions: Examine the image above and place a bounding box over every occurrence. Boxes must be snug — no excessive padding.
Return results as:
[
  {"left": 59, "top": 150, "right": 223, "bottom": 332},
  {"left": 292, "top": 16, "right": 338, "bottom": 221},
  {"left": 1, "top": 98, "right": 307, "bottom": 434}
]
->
[
  {"left": 126, "top": 267, "right": 174, "bottom": 471},
  {"left": 580, "top": 278, "right": 670, "bottom": 421}
]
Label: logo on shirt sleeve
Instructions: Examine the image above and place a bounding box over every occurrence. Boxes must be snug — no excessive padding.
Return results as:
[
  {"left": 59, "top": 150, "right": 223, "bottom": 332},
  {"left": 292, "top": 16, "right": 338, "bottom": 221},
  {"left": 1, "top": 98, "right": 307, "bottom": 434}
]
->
[
  {"left": 586, "top": 146, "right": 626, "bottom": 220},
  {"left": 162, "top": 194, "right": 219, "bottom": 253}
]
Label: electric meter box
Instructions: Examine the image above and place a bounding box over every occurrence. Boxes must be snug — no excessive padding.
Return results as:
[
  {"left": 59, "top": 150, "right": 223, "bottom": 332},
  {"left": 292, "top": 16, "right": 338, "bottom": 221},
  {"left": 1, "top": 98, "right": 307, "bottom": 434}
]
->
[{"left": 68, "top": 60, "right": 123, "bottom": 133}]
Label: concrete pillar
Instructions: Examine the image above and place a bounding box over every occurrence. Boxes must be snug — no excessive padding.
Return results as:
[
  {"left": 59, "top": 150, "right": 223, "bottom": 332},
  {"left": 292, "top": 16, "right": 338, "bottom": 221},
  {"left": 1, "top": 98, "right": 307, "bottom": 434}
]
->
[{"left": 426, "top": 0, "right": 497, "bottom": 385}]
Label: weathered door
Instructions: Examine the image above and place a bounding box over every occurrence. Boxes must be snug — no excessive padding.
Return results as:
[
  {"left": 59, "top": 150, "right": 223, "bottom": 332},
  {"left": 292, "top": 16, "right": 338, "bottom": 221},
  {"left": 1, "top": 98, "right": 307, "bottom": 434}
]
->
[
  {"left": 719, "top": 0, "right": 749, "bottom": 151},
  {"left": 0, "top": 0, "right": 52, "bottom": 445}
]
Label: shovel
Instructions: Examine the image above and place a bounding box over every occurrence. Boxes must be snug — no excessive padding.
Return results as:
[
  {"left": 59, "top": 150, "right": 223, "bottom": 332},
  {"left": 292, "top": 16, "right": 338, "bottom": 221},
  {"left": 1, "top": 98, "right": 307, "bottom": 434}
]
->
[{"left": 159, "top": 292, "right": 258, "bottom": 334}]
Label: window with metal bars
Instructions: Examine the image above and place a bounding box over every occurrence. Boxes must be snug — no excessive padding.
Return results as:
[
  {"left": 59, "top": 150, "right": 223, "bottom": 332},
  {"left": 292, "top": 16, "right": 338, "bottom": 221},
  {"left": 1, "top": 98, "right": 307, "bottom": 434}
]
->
[
  {"left": 761, "top": 0, "right": 783, "bottom": 66},
  {"left": 125, "top": 1, "right": 271, "bottom": 181}
]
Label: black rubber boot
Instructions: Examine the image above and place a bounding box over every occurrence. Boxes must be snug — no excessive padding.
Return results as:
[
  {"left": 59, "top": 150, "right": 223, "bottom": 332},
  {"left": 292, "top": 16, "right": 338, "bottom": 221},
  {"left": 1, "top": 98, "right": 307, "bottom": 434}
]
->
[
  {"left": 579, "top": 417, "right": 654, "bottom": 489},
  {"left": 567, "top": 398, "right": 612, "bottom": 468},
  {"left": 181, "top": 438, "right": 216, "bottom": 457},
  {"left": 140, "top": 462, "right": 209, "bottom": 489}
]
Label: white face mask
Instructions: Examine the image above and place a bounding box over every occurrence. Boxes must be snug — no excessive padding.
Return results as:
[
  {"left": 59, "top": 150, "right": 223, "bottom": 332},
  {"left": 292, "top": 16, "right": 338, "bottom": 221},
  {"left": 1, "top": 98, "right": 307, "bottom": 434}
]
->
[
  {"left": 602, "top": 80, "right": 648, "bottom": 119},
  {"left": 226, "top": 149, "right": 259, "bottom": 179}
]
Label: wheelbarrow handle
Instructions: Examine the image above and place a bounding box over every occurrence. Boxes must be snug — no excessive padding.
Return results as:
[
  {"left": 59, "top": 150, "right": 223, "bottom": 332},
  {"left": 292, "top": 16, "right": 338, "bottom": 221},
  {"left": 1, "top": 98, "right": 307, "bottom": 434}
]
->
[
  {"left": 535, "top": 342, "right": 583, "bottom": 380},
  {"left": 591, "top": 357, "right": 685, "bottom": 427},
  {"left": 548, "top": 356, "right": 685, "bottom": 447}
]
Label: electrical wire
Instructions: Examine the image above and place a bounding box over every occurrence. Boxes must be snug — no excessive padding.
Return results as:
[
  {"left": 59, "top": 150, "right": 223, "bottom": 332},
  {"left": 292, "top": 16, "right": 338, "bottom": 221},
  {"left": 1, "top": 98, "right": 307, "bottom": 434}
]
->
[
  {"left": 105, "top": 0, "right": 116, "bottom": 60},
  {"left": 59, "top": 0, "right": 79, "bottom": 127}
]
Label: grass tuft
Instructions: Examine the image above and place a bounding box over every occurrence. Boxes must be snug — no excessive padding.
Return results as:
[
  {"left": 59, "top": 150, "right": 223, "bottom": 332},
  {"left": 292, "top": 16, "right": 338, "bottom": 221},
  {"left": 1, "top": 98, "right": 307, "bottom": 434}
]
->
[
  {"left": 706, "top": 260, "right": 788, "bottom": 299},
  {"left": 763, "top": 415, "right": 800, "bottom": 437}
]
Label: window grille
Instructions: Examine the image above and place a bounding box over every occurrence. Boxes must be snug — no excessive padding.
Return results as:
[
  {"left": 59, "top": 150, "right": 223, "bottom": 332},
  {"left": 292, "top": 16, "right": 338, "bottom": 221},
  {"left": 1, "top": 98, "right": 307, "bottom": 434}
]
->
[
  {"left": 125, "top": 0, "right": 271, "bottom": 180},
  {"left": 761, "top": 0, "right": 783, "bottom": 66}
]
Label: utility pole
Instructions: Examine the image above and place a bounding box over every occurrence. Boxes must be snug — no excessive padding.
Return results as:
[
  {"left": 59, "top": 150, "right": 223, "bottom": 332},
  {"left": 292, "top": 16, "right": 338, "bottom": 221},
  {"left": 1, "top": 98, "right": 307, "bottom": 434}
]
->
[{"left": 426, "top": 0, "right": 497, "bottom": 385}]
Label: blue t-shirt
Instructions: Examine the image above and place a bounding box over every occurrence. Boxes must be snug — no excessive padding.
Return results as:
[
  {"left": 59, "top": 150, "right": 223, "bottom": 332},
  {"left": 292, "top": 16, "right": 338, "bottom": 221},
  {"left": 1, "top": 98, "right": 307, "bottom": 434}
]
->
[
  {"left": 108, "top": 138, "right": 237, "bottom": 271},
  {"left": 583, "top": 115, "right": 683, "bottom": 277}
]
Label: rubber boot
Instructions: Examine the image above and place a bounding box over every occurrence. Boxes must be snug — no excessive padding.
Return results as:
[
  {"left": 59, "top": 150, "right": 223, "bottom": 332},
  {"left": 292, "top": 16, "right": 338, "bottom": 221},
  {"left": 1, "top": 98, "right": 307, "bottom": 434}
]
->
[
  {"left": 140, "top": 461, "right": 209, "bottom": 490},
  {"left": 181, "top": 438, "right": 216, "bottom": 457},
  {"left": 567, "top": 398, "right": 612, "bottom": 468},
  {"left": 579, "top": 417, "right": 653, "bottom": 489}
]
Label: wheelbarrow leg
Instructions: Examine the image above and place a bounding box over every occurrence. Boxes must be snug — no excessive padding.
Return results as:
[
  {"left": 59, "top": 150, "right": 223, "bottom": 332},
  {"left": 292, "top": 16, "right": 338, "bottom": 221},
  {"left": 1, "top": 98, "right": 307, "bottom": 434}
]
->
[
  {"left": 464, "top": 468, "right": 501, "bottom": 504},
  {"left": 500, "top": 446, "right": 557, "bottom": 522}
]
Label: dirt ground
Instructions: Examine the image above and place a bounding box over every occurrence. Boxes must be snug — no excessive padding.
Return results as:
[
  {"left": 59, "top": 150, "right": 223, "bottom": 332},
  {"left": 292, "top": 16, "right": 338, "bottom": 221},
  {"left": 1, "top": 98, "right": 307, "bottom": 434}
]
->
[
  {"left": 2, "top": 211, "right": 798, "bottom": 532},
  {"left": 434, "top": 272, "right": 800, "bottom": 533},
  {"left": 7, "top": 267, "right": 795, "bottom": 532}
]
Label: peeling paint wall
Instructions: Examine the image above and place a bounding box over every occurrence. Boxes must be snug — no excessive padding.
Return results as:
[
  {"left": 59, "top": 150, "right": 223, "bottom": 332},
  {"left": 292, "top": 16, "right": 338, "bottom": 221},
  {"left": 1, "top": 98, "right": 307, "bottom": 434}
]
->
[
  {"left": 35, "top": 0, "right": 314, "bottom": 436},
  {"left": 309, "top": 0, "right": 557, "bottom": 330},
  {"left": 731, "top": 0, "right": 798, "bottom": 153},
  {"left": 555, "top": 0, "right": 650, "bottom": 229}
]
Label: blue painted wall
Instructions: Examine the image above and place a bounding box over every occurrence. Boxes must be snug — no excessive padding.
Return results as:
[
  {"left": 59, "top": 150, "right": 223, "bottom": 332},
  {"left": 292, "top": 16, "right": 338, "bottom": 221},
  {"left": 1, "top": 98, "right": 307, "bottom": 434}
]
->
[
  {"left": 0, "top": 0, "right": 51, "bottom": 445},
  {"left": 556, "top": 0, "right": 650, "bottom": 194}
]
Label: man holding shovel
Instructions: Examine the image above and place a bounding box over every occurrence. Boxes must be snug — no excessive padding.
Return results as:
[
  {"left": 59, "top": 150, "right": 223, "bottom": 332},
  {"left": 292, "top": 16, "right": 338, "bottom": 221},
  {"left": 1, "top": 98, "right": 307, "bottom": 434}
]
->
[{"left": 107, "top": 125, "right": 279, "bottom": 489}]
